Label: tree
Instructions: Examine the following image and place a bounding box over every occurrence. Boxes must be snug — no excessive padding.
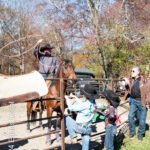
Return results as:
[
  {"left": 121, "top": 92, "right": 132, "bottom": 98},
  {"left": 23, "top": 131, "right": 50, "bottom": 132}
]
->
[{"left": 1, "top": 0, "right": 150, "bottom": 77}]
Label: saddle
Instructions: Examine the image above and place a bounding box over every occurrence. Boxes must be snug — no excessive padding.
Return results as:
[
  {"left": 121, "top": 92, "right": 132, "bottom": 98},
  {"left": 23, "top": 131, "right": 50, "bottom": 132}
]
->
[
  {"left": 45, "top": 76, "right": 53, "bottom": 88},
  {"left": 32, "top": 76, "right": 53, "bottom": 112},
  {"left": 0, "top": 71, "right": 48, "bottom": 106}
]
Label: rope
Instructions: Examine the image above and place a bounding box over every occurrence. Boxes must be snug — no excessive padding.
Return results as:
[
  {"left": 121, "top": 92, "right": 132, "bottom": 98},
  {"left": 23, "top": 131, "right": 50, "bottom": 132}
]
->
[
  {"left": 0, "top": 34, "right": 60, "bottom": 68},
  {"left": 0, "top": 34, "right": 42, "bottom": 56},
  {"left": 1, "top": 44, "right": 36, "bottom": 58}
]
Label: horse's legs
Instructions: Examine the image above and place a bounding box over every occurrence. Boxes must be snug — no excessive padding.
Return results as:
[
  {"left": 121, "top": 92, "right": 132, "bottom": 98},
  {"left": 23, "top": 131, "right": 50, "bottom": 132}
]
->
[
  {"left": 39, "top": 111, "right": 43, "bottom": 128},
  {"left": 56, "top": 114, "right": 61, "bottom": 142},
  {"left": 45, "top": 107, "right": 53, "bottom": 145},
  {"left": 27, "top": 102, "right": 32, "bottom": 132},
  {"left": 39, "top": 102, "right": 44, "bottom": 128}
]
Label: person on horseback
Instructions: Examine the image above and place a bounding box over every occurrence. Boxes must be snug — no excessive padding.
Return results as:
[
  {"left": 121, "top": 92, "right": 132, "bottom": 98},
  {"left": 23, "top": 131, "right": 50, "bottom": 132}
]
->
[
  {"left": 32, "top": 39, "right": 60, "bottom": 111},
  {"left": 34, "top": 39, "right": 60, "bottom": 79}
]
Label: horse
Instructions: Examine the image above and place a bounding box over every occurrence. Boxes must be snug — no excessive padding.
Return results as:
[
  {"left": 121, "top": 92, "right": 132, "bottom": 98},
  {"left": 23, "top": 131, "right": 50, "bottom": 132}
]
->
[
  {"left": 27, "top": 59, "right": 76, "bottom": 144},
  {"left": 27, "top": 98, "right": 45, "bottom": 132}
]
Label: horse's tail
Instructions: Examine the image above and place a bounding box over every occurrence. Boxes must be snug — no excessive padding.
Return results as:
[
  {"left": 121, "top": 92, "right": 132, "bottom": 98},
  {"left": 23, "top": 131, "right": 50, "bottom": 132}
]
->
[{"left": 31, "top": 110, "right": 37, "bottom": 125}]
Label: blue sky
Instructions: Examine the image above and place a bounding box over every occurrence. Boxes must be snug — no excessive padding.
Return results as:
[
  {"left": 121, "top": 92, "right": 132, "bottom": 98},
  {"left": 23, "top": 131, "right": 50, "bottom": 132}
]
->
[{"left": 1, "top": 0, "right": 115, "bottom": 50}]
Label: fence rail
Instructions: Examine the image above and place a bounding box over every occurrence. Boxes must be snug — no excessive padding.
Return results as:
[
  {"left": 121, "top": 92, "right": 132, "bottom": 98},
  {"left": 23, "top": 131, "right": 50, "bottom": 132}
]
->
[{"left": 0, "top": 78, "right": 127, "bottom": 150}]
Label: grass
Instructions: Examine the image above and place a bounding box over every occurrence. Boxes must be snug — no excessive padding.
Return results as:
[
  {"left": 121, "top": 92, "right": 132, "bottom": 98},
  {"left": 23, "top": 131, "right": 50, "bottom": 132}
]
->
[{"left": 115, "top": 110, "right": 150, "bottom": 150}]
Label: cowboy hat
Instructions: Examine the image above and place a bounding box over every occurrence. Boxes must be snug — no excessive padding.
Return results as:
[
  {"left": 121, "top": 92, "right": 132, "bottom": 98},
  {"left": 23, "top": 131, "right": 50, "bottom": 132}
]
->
[
  {"left": 80, "top": 84, "right": 99, "bottom": 100},
  {"left": 39, "top": 44, "right": 55, "bottom": 53},
  {"left": 101, "top": 90, "right": 120, "bottom": 108}
]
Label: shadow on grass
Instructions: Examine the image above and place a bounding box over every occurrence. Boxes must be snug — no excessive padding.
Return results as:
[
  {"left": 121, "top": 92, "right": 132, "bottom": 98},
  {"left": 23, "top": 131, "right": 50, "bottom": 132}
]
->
[
  {"left": 115, "top": 123, "right": 150, "bottom": 150},
  {"left": 114, "top": 132, "right": 126, "bottom": 150},
  {"left": 145, "top": 123, "right": 149, "bottom": 131}
]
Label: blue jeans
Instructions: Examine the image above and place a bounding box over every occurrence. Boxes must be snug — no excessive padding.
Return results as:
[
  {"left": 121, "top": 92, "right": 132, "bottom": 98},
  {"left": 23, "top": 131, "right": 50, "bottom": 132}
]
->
[
  {"left": 41, "top": 73, "right": 53, "bottom": 79},
  {"left": 66, "top": 116, "right": 92, "bottom": 150},
  {"left": 128, "top": 97, "right": 141, "bottom": 122},
  {"left": 128, "top": 99, "right": 147, "bottom": 137},
  {"left": 104, "top": 124, "right": 117, "bottom": 150}
]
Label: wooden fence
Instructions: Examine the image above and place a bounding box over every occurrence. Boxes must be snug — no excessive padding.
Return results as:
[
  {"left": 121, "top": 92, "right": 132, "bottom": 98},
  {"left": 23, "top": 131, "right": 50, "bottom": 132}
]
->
[{"left": 0, "top": 78, "right": 127, "bottom": 150}]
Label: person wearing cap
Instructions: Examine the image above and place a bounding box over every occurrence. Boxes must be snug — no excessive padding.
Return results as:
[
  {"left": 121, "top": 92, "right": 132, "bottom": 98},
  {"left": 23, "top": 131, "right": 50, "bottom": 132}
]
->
[
  {"left": 124, "top": 66, "right": 148, "bottom": 141},
  {"left": 96, "top": 90, "right": 120, "bottom": 150},
  {"left": 65, "top": 84, "right": 99, "bottom": 150},
  {"left": 34, "top": 39, "right": 60, "bottom": 79}
]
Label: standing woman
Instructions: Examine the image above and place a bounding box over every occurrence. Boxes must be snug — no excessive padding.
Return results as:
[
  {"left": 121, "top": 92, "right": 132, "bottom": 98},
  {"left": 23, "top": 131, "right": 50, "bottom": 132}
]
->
[{"left": 65, "top": 84, "right": 99, "bottom": 150}]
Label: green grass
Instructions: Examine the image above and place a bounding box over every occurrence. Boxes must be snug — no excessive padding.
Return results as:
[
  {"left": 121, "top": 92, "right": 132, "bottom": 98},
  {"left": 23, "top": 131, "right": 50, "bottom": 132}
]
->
[{"left": 116, "top": 111, "right": 150, "bottom": 150}]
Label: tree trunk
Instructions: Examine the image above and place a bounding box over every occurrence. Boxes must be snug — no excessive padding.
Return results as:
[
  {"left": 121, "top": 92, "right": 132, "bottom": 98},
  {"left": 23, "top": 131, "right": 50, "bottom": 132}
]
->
[{"left": 98, "top": 47, "right": 108, "bottom": 78}]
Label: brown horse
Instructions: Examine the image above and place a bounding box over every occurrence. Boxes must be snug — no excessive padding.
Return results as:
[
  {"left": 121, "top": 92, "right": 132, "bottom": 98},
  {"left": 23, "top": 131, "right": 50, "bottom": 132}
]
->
[
  {"left": 27, "top": 95, "right": 45, "bottom": 132},
  {"left": 27, "top": 59, "right": 76, "bottom": 144}
]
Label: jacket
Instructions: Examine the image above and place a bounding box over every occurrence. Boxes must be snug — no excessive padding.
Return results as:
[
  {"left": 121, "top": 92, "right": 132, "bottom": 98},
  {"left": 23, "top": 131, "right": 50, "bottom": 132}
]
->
[
  {"left": 124, "top": 75, "right": 149, "bottom": 106},
  {"left": 65, "top": 96, "right": 95, "bottom": 125},
  {"left": 34, "top": 44, "right": 60, "bottom": 74},
  {"left": 141, "top": 79, "right": 150, "bottom": 106},
  {"left": 96, "top": 105, "right": 116, "bottom": 126}
]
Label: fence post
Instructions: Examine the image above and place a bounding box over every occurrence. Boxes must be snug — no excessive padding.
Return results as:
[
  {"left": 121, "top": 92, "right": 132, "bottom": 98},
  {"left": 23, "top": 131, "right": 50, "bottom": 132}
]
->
[{"left": 60, "top": 78, "right": 65, "bottom": 150}]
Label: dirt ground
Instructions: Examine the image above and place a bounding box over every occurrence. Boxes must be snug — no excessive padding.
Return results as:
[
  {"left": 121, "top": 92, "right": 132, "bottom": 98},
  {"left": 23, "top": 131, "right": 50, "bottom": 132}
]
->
[{"left": 0, "top": 98, "right": 129, "bottom": 150}]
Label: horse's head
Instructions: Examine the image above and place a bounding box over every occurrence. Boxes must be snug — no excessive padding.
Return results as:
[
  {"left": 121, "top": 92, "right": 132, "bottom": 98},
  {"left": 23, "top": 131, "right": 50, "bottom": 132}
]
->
[{"left": 60, "top": 59, "right": 76, "bottom": 84}]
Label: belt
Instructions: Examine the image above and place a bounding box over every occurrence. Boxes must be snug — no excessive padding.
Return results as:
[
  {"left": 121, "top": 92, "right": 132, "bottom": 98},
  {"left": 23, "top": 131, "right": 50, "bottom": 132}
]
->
[
  {"left": 133, "top": 98, "right": 141, "bottom": 101},
  {"left": 77, "top": 123, "right": 92, "bottom": 128},
  {"left": 40, "top": 73, "right": 53, "bottom": 75}
]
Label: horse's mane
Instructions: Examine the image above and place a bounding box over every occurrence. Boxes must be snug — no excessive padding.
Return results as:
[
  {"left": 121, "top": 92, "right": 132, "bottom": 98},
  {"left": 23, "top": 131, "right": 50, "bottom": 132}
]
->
[{"left": 49, "top": 59, "right": 72, "bottom": 88}]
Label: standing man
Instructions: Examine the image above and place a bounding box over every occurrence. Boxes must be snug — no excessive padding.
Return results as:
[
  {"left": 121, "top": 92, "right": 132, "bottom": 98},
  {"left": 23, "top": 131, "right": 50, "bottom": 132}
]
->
[
  {"left": 34, "top": 39, "right": 60, "bottom": 79},
  {"left": 124, "top": 66, "right": 147, "bottom": 141}
]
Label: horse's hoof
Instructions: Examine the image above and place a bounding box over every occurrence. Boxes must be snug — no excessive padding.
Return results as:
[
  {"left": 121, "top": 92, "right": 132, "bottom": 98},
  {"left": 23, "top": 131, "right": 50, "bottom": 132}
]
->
[
  {"left": 45, "top": 135, "right": 51, "bottom": 145},
  {"left": 39, "top": 127, "right": 43, "bottom": 132},
  {"left": 56, "top": 136, "right": 60, "bottom": 142},
  {"left": 45, "top": 140, "right": 48, "bottom": 144},
  {"left": 45, "top": 139, "right": 51, "bottom": 145},
  {"left": 56, "top": 131, "right": 60, "bottom": 142},
  {"left": 56, "top": 138, "right": 60, "bottom": 142}
]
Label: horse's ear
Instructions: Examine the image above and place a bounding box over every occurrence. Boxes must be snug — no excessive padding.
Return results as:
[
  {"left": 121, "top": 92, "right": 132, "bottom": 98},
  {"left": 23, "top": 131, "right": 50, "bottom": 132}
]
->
[
  {"left": 59, "top": 58, "right": 64, "bottom": 62},
  {"left": 66, "top": 56, "right": 72, "bottom": 61}
]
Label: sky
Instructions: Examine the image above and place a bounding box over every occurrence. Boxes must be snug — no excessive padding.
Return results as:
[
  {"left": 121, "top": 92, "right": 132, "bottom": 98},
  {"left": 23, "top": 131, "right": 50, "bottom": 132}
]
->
[{"left": 0, "top": 0, "right": 115, "bottom": 50}]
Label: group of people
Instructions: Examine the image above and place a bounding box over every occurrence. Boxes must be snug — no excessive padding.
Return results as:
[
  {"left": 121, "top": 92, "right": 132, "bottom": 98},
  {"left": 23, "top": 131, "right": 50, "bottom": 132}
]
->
[
  {"left": 65, "top": 85, "right": 120, "bottom": 150},
  {"left": 33, "top": 39, "right": 150, "bottom": 150}
]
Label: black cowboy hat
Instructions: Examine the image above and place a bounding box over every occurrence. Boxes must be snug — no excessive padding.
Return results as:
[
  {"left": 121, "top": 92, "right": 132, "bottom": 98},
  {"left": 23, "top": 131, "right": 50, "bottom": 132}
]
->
[
  {"left": 40, "top": 44, "right": 55, "bottom": 52},
  {"left": 80, "top": 84, "right": 99, "bottom": 100},
  {"left": 101, "top": 90, "right": 120, "bottom": 108}
]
